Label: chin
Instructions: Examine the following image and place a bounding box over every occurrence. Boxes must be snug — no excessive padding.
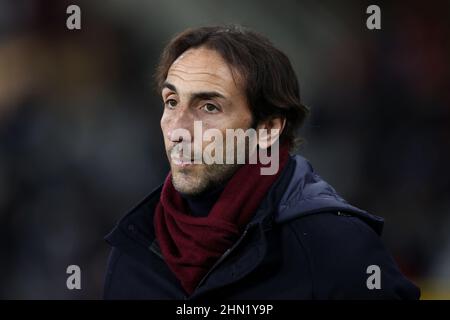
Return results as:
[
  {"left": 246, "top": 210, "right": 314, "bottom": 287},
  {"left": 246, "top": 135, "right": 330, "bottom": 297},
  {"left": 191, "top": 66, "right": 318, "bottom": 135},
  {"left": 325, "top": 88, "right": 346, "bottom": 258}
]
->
[{"left": 171, "top": 172, "right": 205, "bottom": 195}]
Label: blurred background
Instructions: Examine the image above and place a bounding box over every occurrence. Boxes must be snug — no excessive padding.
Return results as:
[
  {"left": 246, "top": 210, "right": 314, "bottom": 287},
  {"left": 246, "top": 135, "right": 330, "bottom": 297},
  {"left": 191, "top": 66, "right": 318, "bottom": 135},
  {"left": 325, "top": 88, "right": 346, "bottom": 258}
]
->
[{"left": 0, "top": 0, "right": 449, "bottom": 299}]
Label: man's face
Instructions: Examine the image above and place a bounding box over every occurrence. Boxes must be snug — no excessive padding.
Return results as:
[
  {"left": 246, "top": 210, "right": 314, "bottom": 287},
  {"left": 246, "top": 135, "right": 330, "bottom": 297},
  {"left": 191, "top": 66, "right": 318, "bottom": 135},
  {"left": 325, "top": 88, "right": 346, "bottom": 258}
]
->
[{"left": 160, "top": 47, "right": 253, "bottom": 196}]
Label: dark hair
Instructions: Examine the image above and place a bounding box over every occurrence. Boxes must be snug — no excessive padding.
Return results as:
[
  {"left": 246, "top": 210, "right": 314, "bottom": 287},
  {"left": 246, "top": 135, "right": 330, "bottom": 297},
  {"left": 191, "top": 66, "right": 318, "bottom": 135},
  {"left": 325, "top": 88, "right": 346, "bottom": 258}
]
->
[{"left": 154, "top": 24, "right": 309, "bottom": 149}]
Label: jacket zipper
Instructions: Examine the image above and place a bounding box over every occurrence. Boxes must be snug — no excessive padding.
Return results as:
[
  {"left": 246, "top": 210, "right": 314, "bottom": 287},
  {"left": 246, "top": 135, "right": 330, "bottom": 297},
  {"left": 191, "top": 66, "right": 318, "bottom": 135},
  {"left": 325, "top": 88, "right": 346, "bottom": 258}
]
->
[
  {"left": 149, "top": 241, "right": 164, "bottom": 260},
  {"left": 192, "top": 224, "right": 254, "bottom": 294}
]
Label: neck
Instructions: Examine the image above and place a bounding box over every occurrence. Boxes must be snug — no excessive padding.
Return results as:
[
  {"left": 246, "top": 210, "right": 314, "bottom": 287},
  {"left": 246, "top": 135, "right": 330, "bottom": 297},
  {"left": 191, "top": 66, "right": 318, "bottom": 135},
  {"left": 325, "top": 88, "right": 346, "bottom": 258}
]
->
[{"left": 180, "top": 183, "right": 226, "bottom": 217}]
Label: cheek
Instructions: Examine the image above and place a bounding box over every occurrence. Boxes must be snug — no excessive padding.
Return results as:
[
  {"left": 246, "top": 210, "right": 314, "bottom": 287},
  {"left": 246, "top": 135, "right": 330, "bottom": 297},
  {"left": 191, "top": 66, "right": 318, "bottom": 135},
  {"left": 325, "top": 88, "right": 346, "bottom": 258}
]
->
[
  {"left": 230, "top": 112, "right": 253, "bottom": 129},
  {"left": 243, "top": 114, "right": 253, "bottom": 128},
  {"left": 160, "top": 112, "right": 170, "bottom": 136},
  {"left": 228, "top": 102, "right": 253, "bottom": 129}
]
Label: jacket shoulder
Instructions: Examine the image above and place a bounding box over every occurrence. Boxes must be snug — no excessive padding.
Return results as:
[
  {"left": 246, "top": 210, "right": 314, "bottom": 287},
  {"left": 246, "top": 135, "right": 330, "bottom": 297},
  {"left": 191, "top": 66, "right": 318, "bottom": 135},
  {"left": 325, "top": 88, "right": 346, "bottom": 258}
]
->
[{"left": 284, "top": 212, "right": 420, "bottom": 299}]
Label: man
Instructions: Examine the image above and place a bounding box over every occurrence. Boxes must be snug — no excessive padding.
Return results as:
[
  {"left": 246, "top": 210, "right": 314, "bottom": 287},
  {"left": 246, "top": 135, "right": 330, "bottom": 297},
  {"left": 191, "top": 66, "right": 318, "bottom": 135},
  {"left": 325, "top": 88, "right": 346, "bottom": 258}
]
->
[{"left": 103, "top": 25, "right": 420, "bottom": 300}]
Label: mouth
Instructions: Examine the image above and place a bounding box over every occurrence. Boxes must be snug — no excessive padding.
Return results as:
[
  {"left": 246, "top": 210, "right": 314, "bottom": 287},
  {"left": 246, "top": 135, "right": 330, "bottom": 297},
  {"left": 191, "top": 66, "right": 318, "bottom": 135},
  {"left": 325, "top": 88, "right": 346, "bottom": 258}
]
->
[
  {"left": 170, "top": 150, "right": 195, "bottom": 167},
  {"left": 171, "top": 156, "right": 194, "bottom": 167},
  {"left": 169, "top": 144, "right": 203, "bottom": 168}
]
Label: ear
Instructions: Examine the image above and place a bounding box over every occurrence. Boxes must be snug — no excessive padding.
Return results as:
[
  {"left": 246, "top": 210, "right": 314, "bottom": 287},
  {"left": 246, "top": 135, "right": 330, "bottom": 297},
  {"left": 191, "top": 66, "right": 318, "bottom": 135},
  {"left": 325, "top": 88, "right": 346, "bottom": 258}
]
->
[{"left": 256, "top": 117, "right": 286, "bottom": 149}]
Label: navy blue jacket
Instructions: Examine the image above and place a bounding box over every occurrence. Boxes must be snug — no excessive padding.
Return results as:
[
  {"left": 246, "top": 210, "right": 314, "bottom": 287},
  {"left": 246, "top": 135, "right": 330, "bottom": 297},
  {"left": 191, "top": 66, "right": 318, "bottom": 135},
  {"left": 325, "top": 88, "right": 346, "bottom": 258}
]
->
[{"left": 103, "top": 155, "right": 420, "bottom": 300}]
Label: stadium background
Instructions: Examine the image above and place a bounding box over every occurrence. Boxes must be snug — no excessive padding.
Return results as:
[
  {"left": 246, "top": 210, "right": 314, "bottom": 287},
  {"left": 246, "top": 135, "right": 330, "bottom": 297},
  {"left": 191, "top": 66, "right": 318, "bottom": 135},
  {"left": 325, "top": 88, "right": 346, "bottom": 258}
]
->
[{"left": 0, "top": 0, "right": 449, "bottom": 299}]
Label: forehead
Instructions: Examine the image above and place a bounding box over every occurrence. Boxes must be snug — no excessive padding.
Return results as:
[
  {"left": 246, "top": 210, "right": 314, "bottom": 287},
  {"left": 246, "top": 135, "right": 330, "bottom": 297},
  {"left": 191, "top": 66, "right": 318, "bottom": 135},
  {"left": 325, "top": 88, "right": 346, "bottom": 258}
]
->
[{"left": 165, "top": 47, "right": 241, "bottom": 95}]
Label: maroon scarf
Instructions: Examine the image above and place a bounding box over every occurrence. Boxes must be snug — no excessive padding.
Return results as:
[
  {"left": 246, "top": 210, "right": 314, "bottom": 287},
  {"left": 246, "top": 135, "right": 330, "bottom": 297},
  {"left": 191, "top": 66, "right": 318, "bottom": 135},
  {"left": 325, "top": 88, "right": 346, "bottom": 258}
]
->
[{"left": 153, "top": 145, "right": 289, "bottom": 295}]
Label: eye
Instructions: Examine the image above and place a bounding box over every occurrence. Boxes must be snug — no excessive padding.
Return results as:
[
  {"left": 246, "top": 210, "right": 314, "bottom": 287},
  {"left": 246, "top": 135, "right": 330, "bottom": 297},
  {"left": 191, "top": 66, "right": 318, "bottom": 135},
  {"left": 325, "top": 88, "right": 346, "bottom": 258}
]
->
[
  {"left": 202, "top": 103, "right": 220, "bottom": 114},
  {"left": 165, "top": 99, "right": 177, "bottom": 109}
]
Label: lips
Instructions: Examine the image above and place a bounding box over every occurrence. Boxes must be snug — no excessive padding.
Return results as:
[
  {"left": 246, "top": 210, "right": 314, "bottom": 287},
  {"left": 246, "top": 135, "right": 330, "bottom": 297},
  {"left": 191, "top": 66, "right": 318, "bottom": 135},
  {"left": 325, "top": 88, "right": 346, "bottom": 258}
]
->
[
  {"left": 170, "top": 149, "right": 194, "bottom": 166},
  {"left": 171, "top": 156, "right": 193, "bottom": 166}
]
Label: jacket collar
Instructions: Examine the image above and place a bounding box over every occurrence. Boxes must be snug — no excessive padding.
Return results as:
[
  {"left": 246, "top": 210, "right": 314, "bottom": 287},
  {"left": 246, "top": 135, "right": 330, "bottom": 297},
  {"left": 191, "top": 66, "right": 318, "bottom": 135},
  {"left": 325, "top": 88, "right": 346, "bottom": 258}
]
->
[{"left": 275, "top": 155, "right": 385, "bottom": 235}]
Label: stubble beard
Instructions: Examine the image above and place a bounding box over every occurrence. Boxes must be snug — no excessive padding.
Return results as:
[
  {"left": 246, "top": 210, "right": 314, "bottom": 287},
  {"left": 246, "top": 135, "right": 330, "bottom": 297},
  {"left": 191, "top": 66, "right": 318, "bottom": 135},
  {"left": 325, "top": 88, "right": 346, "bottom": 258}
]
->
[{"left": 170, "top": 161, "right": 241, "bottom": 196}]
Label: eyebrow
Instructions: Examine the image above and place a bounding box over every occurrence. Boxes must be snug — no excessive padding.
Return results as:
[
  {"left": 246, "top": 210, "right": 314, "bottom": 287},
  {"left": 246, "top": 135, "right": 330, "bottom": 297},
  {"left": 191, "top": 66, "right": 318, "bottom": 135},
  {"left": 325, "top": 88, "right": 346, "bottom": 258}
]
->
[{"left": 162, "top": 81, "right": 226, "bottom": 101}]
